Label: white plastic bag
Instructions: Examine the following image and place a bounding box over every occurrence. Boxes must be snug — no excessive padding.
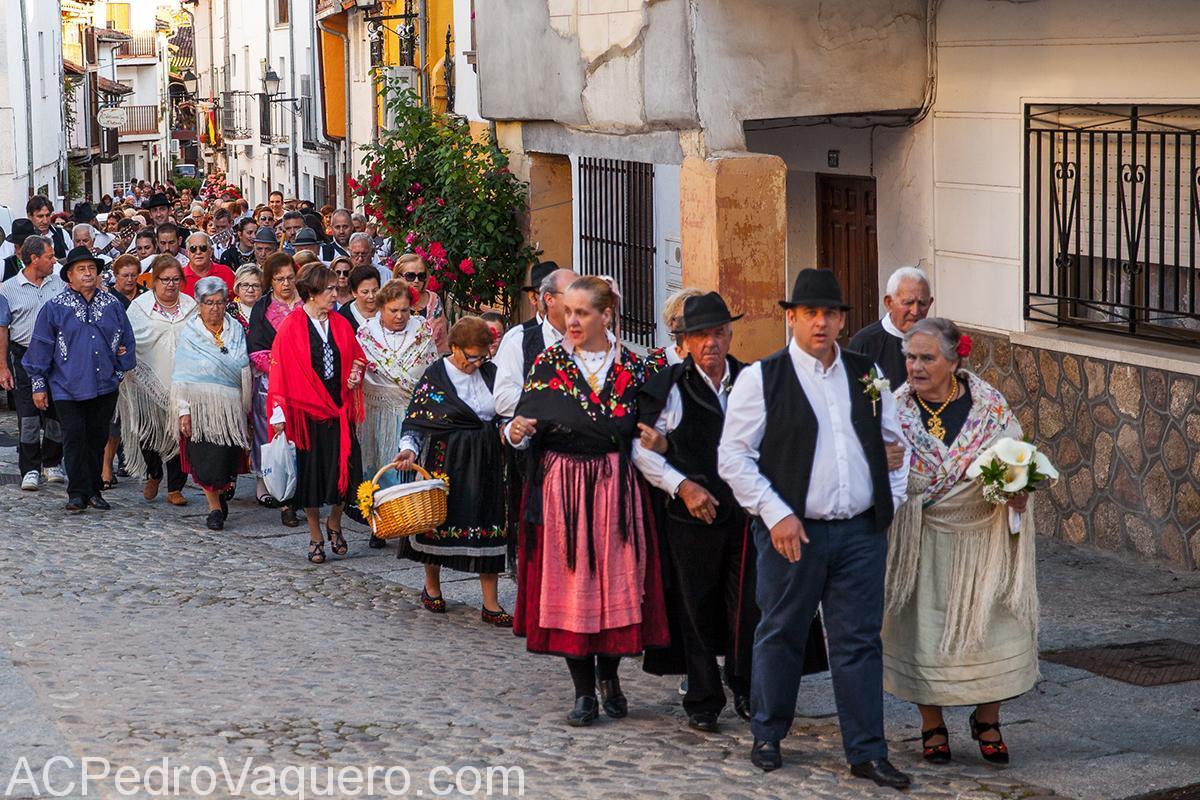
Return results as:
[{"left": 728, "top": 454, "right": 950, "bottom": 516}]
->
[{"left": 260, "top": 434, "right": 297, "bottom": 502}]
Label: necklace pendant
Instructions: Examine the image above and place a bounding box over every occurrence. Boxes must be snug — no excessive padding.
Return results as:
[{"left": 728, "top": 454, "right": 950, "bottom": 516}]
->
[
  {"left": 587, "top": 375, "right": 601, "bottom": 394},
  {"left": 927, "top": 415, "right": 946, "bottom": 440}
]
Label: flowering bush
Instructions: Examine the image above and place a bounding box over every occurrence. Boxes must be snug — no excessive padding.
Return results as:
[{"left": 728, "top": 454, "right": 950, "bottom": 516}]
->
[{"left": 350, "top": 78, "right": 538, "bottom": 312}]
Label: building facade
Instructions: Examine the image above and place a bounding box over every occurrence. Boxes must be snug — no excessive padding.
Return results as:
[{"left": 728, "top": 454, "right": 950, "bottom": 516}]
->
[{"left": 477, "top": 0, "right": 1200, "bottom": 571}]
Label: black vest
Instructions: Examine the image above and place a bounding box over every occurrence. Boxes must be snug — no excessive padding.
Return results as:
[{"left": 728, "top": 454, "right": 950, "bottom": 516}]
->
[
  {"left": 664, "top": 357, "right": 743, "bottom": 525},
  {"left": 2, "top": 255, "right": 22, "bottom": 282},
  {"left": 758, "top": 347, "right": 894, "bottom": 531},
  {"left": 521, "top": 318, "right": 545, "bottom": 377}
]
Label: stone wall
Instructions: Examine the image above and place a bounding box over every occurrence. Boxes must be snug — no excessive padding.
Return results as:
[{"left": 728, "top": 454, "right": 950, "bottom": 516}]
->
[{"left": 965, "top": 330, "right": 1199, "bottom": 572}]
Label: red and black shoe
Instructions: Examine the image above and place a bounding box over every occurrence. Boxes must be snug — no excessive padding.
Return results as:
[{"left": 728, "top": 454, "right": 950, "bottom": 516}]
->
[
  {"left": 921, "top": 725, "right": 952, "bottom": 764},
  {"left": 420, "top": 588, "right": 447, "bottom": 613},
  {"left": 970, "top": 712, "right": 1010, "bottom": 764}
]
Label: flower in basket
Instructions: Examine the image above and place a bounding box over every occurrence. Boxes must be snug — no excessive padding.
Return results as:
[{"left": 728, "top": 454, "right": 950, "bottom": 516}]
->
[
  {"left": 859, "top": 367, "right": 890, "bottom": 416},
  {"left": 966, "top": 438, "right": 1059, "bottom": 509},
  {"left": 431, "top": 471, "right": 451, "bottom": 489},
  {"left": 356, "top": 479, "right": 380, "bottom": 519}
]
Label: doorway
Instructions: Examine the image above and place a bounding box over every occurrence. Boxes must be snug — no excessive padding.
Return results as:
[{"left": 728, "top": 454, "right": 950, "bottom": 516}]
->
[{"left": 817, "top": 174, "right": 878, "bottom": 339}]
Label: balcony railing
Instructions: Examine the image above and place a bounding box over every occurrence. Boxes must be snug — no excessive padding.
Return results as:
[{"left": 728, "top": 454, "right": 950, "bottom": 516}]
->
[
  {"left": 259, "top": 95, "right": 290, "bottom": 147},
  {"left": 119, "top": 104, "right": 160, "bottom": 136},
  {"left": 117, "top": 31, "right": 157, "bottom": 58},
  {"left": 221, "top": 91, "right": 254, "bottom": 141}
]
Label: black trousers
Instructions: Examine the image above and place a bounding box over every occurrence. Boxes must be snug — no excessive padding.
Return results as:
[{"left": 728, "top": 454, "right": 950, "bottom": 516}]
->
[
  {"left": 144, "top": 449, "right": 187, "bottom": 493},
  {"left": 55, "top": 392, "right": 119, "bottom": 502},
  {"left": 9, "top": 342, "right": 62, "bottom": 475},
  {"left": 665, "top": 514, "right": 752, "bottom": 715}
]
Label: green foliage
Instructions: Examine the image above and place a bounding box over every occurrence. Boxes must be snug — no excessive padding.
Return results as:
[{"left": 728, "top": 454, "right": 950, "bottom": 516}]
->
[
  {"left": 350, "top": 79, "right": 538, "bottom": 312},
  {"left": 66, "top": 163, "right": 86, "bottom": 202},
  {"left": 172, "top": 176, "right": 202, "bottom": 193},
  {"left": 63, "top": 75, "right": 82, "bottom": 133}
]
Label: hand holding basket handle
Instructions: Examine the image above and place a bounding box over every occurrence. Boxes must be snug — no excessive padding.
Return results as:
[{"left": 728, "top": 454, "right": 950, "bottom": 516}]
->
[{"left": 394, "top": 449, "right": 417, "bottom": 472}]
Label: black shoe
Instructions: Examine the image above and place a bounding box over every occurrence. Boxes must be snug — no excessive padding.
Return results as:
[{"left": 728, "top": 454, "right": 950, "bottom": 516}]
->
[
  {"left": 922, "top": 725, "right": 952, "bottom": 764},
  {"left": 280, "top": 507, "right": 299, "bottom": 527},
  {"left": 850, "top": 759, "right": 912, "bottom": 789},
  {"left": 64, "top": 498, "right": 88, "bottom": 512},
  {"left": 367, "top": 534, "right": 387, "bottom": 549},
  {"left": 219, "top": 492, "right": 229, "bottom": 521},
  {"left": 206, "top": 510, "right": 225, "bottom": 531},
  {"left": 597, "top": 678, "right": 627, "bottom": 719},
  {"left": 969, "top": 711, "right": 1010, "bottom": 764},
  {"left": 734, "top": 694, "right": 751, "bottom": 722},
  {"left": 567, "top": 695, "right": 599, "bottom": 727},
  {"left": 687, "top": 711, "right": 720, "bottom": 733},
  {"left": 750, "top": 739, "right": 782, "bottom": 772},
  {"left": 87, "top": 494, "right": 111, "bottom": 510}
]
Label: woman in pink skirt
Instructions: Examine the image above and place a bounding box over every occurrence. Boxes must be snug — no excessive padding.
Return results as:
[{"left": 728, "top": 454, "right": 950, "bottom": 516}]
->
[{"left": 507, "top": 275, "right": 669, "bottom": 727}]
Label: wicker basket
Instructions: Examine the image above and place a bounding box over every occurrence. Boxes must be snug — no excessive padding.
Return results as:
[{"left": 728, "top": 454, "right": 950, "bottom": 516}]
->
[{"left": 368, "top": 463, "right": 448, "bottom": 539}]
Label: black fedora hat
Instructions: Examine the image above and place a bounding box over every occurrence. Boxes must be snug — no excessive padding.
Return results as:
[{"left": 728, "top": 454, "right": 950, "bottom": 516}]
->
[
  {"left": 145, "top": 193, "right": 171, "bottom": 210},
  {"left": 253, "top": 226, "right": 279, "bottom": 245},
  {"left": 672, "top": 291, "right": 743, "bottom": 334},
  {"left": 73, "top": 202, "right": 97, "bottom": 225},
  {"left": 59, "top": 246, "right": 100, "bottom": 281},
  {"left": 6, "top": 218, "right": 36, "bottom": 245},
  {"left": 779, "top": 268, "right": 852, "bottom": 311},
  {"left": 292, "top": 227, "right": 320, "bottom": 246},
  {"left": 522, "top": 260, "right": 559, "bottom": 292}
]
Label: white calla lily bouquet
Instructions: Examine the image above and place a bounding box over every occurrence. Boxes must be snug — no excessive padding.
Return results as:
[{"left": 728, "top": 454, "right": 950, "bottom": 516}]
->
[{"left": 966, "top": 437, "right": 1059, "bottom": 510}]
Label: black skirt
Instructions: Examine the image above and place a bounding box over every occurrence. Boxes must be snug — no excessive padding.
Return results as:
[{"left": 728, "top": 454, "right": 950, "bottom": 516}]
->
[
  {"left": 184, "top": 439, "right": 243, "bottom": 491},
  {"left": 292, "top": 418, "right": 362, "bottom": 509}
]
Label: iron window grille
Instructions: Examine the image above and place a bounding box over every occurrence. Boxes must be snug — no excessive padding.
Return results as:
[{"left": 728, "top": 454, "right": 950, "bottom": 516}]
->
[
  {"left": 577, "top": 157, "right": 657, "bottom": 348},
  {"left": 1025, "top": 104, "right": 1200, "bottom": 344}
]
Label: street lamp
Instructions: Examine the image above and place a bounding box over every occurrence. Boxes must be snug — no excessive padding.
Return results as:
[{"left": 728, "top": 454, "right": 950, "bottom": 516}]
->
[
  {"left": 182, "top": 69, "right": 198, "bottom": 96},
  {"left": 351, "top": 0, "right": 378, "bottom": 10},
  {"left": 263, "top": 68, "right": 281, "bottom": 98}
]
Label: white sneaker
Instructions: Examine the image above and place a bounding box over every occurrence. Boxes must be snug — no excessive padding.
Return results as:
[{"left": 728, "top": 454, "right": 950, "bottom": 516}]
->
[
  {"left": 44, "top": 466, "right": 66, "bottom": 484},
  {"left": 21, "top": 471, "right": 41, "bottom": 492}
]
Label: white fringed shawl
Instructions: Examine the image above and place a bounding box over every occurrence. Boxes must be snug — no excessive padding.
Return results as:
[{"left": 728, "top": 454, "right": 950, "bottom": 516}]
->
[
  {"left": 119, "top": 291, "right": 197, "bottom": 478},
  {"left": 171, "top": 314, "right": 251, "bottom": 448},
  {"left": 357, "top": 315, "right": 438, "bottom": 475},
  {"left": 885, "top": 371, "right": 1039, "bottom": 656}
]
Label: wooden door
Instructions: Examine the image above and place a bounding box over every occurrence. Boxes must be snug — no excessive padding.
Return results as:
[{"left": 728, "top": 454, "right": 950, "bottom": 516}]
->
[{"left": 817, "top": 174, "right": 878, "bottom": 340}]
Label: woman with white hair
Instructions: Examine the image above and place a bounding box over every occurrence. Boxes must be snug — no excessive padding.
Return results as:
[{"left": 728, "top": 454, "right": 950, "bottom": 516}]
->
[
  {"left": 120, "top": 255, "right": 197, "bottom": 506},
  {"left": 173, "top": 276, "right": 252, "bottom": 531}
]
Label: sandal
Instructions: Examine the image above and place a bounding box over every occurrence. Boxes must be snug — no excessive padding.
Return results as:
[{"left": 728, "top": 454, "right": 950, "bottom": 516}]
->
[
  {"left": 481, "top": 607, "right": 513, "bottom": 627},
  {"left": 969, "top": 711, "right": 1009, "bottom": 764},
  {"left": 921, "top": 726, "right": 952, "bottom": 764},
  {"left": 102, "top": 477, "right": 118, "bottom": 490},
  {"left": 257, "top": 493, "right": 280, "bottom": 509},
  {"left": 326, "top": 524, "right": 348, "bottom": 556},
  {"left": 307, "top": 540, "right": 326, "bottom": 564},
  {"left": 421, "top": 588, "right": 446, "bottom": 613}
]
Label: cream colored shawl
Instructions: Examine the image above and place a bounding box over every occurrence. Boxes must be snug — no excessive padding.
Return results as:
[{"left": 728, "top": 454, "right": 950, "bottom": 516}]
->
[
  {"left": 886, "top": 371, "right": 1039, "bottom": 656},
  {"left": 119, "top": 291, "right": 198, "bottom": 477}
]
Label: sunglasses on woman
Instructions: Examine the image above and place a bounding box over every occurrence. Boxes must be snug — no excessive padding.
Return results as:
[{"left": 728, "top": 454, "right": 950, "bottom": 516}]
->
[
  {"left": 334, "top": 269, "right": 351, "bottom": 276},
  {"left": 402, "top": 272, "right": 427, "bottom": 282}
]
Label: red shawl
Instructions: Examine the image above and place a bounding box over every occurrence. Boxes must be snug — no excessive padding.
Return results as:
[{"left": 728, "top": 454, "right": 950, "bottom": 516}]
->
[{"left": 266, "top": 308, "right": 365, "bottom": 493}]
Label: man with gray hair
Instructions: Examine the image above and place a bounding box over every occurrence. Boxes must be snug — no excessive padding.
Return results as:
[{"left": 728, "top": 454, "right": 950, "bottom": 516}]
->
[
  {"left": 181, "top": 231, "right": 237, "bottom": 297},
  {"left": 848, "top": 265, "right": 933, "bottom": 387},
  {"left": 347, "top": 232, "right": 393, "bottom": 282},
  {"left": 492, "top": 266, "right": 578, "bottom": 419}
]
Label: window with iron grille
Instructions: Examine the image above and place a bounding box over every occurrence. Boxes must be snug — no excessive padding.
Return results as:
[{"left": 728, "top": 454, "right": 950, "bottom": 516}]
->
[
  {"left": 577, "top": 157, "right": 656, "bottom": 348},
  {"left": 1025, "top": 104, "right": 1200, "bottom": 344}
]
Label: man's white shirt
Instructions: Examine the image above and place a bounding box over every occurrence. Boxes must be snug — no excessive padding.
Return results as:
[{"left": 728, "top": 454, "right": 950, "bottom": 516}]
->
[
  {"left": 492, "top": 314, "right": 562, "bottom": 419},
  {"left": 718, "top": 340, "right": 908, "bottom": 529}
]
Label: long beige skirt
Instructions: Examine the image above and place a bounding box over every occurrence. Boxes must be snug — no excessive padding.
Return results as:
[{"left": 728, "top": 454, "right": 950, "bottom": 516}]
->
[{"left": 883, "top": 524, "right": 1038, "bottom": 707}]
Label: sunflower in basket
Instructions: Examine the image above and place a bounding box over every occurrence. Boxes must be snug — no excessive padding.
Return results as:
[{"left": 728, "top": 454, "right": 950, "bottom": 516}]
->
[
  {"left": 431, "top": 471, "right": 451, "bottom": 489},
  {"left": 356, "top": 479, "right": 380, "bottom": 519}
]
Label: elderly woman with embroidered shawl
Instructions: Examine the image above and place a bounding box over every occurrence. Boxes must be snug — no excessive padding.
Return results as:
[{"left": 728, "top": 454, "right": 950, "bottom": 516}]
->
[
  {"left": 357, "top": 279, "right": 437, "bottom": 483},
  {"left": 120, "top": 255, "right": 197, "bottom": 506},
  {"left": 174, "top": 276, "right": 251, "bottom": 531},
  {"left": 883, "top": 317, "right": 1038, "bottom": 767}
]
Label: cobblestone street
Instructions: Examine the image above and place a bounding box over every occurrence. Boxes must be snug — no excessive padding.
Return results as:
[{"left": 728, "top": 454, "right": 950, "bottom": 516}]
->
[{"left": 0, "top": 417, "right": 1198, "bottom": 800}]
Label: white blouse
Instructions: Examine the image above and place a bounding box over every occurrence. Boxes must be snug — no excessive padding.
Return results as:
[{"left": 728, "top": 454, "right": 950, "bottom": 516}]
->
[{"left": 398, "top": 357, "right": 495, "bottom": 455}]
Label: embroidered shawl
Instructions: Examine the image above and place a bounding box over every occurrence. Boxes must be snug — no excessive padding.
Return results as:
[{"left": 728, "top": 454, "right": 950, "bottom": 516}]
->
[
  {"left": 119, "top": 291, "right": 198, "bottom": 477},
  {"left": 357, "top": 315, "right": 438, "bottom": 398},
  {"left": 171, "top": 314, "right": 251, "bottom": 448}
]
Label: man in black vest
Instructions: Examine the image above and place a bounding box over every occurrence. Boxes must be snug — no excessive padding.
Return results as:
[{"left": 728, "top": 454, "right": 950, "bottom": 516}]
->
[
  {"left": 719, "top": 269, "right": 911, "bottom": 788},
  {"left": 3, "top": 220, "right": 37, "bottom": 281},
  {"left": 848, "top": 265, "right": 933, "bottom": 387},
  {"left": 26, "top": 196, "right": 70, "bottom": 259}
]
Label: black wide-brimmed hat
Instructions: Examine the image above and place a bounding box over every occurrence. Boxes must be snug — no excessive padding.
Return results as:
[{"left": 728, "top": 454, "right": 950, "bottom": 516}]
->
[
  {"left": 779, "top": 268, "right": 852, "bottom": 310},
  {"left": 145, "top": 193, "right": 171, "bottom": 210},
  {"left": 6, "top": 218, "right": 36, "bottom": 245},
  {"left": 522, "top": 260, "right": 559, "bottom": 292},
  {"left": 672, "top": 291, "right": 743, "bottom": 334},
  {"left": 59, "top": 246, "right": 99, "bottom": 281},
  {"left": 253, "top": 226, "right": 279, "bottom": 244},
  {"left": 73, "top": 202, "right": 97, "bottom": 225}
]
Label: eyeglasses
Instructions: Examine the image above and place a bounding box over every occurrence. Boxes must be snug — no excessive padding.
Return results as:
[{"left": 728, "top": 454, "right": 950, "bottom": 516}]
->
[
  {"left": 157, "top": 276, "right": 182, "bottom": 284},
  {"left": 459, "top": 352, "right": 490, "bottom": 365},
  {"left": 237, "top": 283, "right": 262, "bottom": 292},
  {"left": 402, "top": 272, "right": 427, "bottom": 282},
  {"left": 188, "top": 245, "right": 209, "bottom": 253},
  {"left": 273, "top": 275, "right": 296, "bottom": 283},
  {"left": 334, "top": 269, "right": 350, "bottom": 276},
  {"left": 200, "top": 299, "right": 225, "bottom": 307}
]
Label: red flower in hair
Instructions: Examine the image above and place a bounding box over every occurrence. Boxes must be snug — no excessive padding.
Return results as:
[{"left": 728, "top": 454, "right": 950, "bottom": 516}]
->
[{"left": 956, "top": 334, "right": 973, "bottom": 358}]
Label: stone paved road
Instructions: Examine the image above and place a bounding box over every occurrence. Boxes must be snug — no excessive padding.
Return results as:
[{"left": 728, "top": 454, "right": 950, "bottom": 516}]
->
[{"left": 0, "top": 426, "right": 1197, "bottom": 799}]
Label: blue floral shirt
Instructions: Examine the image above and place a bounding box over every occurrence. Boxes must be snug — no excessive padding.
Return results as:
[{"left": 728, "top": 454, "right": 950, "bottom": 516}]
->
[{"left": 22, "top": 289, "right": 137, "bottom": 401}]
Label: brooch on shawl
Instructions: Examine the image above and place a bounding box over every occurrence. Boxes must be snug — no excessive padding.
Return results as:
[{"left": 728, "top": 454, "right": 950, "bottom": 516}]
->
[{"left": 860, "top": 368, "right": 890, "bottom": 416}]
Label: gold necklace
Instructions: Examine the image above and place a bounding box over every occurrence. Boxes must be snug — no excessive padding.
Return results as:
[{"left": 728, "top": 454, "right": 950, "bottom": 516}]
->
[
  {"left": 915, "top": 376, "right": 958, "bottom": 440},
  {"left": 204, "top": 322, "right": 226, "bottom": 352},
  {"left": 578, "top": 345, "right": 611, "bottom": 394}
]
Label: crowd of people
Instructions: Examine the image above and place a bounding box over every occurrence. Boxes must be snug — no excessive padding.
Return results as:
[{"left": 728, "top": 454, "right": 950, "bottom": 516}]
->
[{"left": 0, "top": 181, "right": 1039, "bottom": 789}]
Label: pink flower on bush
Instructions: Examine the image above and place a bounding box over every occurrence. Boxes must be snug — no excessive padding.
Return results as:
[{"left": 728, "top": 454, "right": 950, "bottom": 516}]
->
[
  {"left": 435, "top": 197, "right": 445, "bottom": 207},
  {"left": 415, "top": 245, "right": 428, "bottom": 260},
  {"left": 405, "top": 203, "right": 415, "bottom": 213},
  {"left": 459, "top": 258, "right": 475, "bottom": 275},
  {"left": 405, "top": 232, "right": 416, "bottom": 245},
  {"left": 428, "top": 241, "right": 446, "bottom": 261},
  {"left": 415, "top": 197, "right": 424, "bottom": 206},
  {"left": 426, "top": 274, "right": 441, "bottom": 292},
  {"left": 409, "top": 182, "right": 422, "bottom": 194}
]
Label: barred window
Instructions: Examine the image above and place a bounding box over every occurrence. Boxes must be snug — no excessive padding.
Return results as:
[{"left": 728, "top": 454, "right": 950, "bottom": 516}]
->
[{"left": 1024, "top": 104, "right": 1200, "bottom": 344}]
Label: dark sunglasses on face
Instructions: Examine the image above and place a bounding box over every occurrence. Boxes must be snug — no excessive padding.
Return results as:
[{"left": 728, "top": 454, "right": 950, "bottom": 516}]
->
[
  {"left": 334, "top": 269, "right": 350, "bottom": 276},
  {"left": 402, "top": 272, "right": 427, "bottom": 282},
  {"left": 188, "top": 245, "right": 209, "bottom": 253}
]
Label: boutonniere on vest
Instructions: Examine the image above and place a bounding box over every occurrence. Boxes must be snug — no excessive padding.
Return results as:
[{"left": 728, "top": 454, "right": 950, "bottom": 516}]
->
[{"left": 860, "top": 368, "right": 890, "bottom": 416}]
